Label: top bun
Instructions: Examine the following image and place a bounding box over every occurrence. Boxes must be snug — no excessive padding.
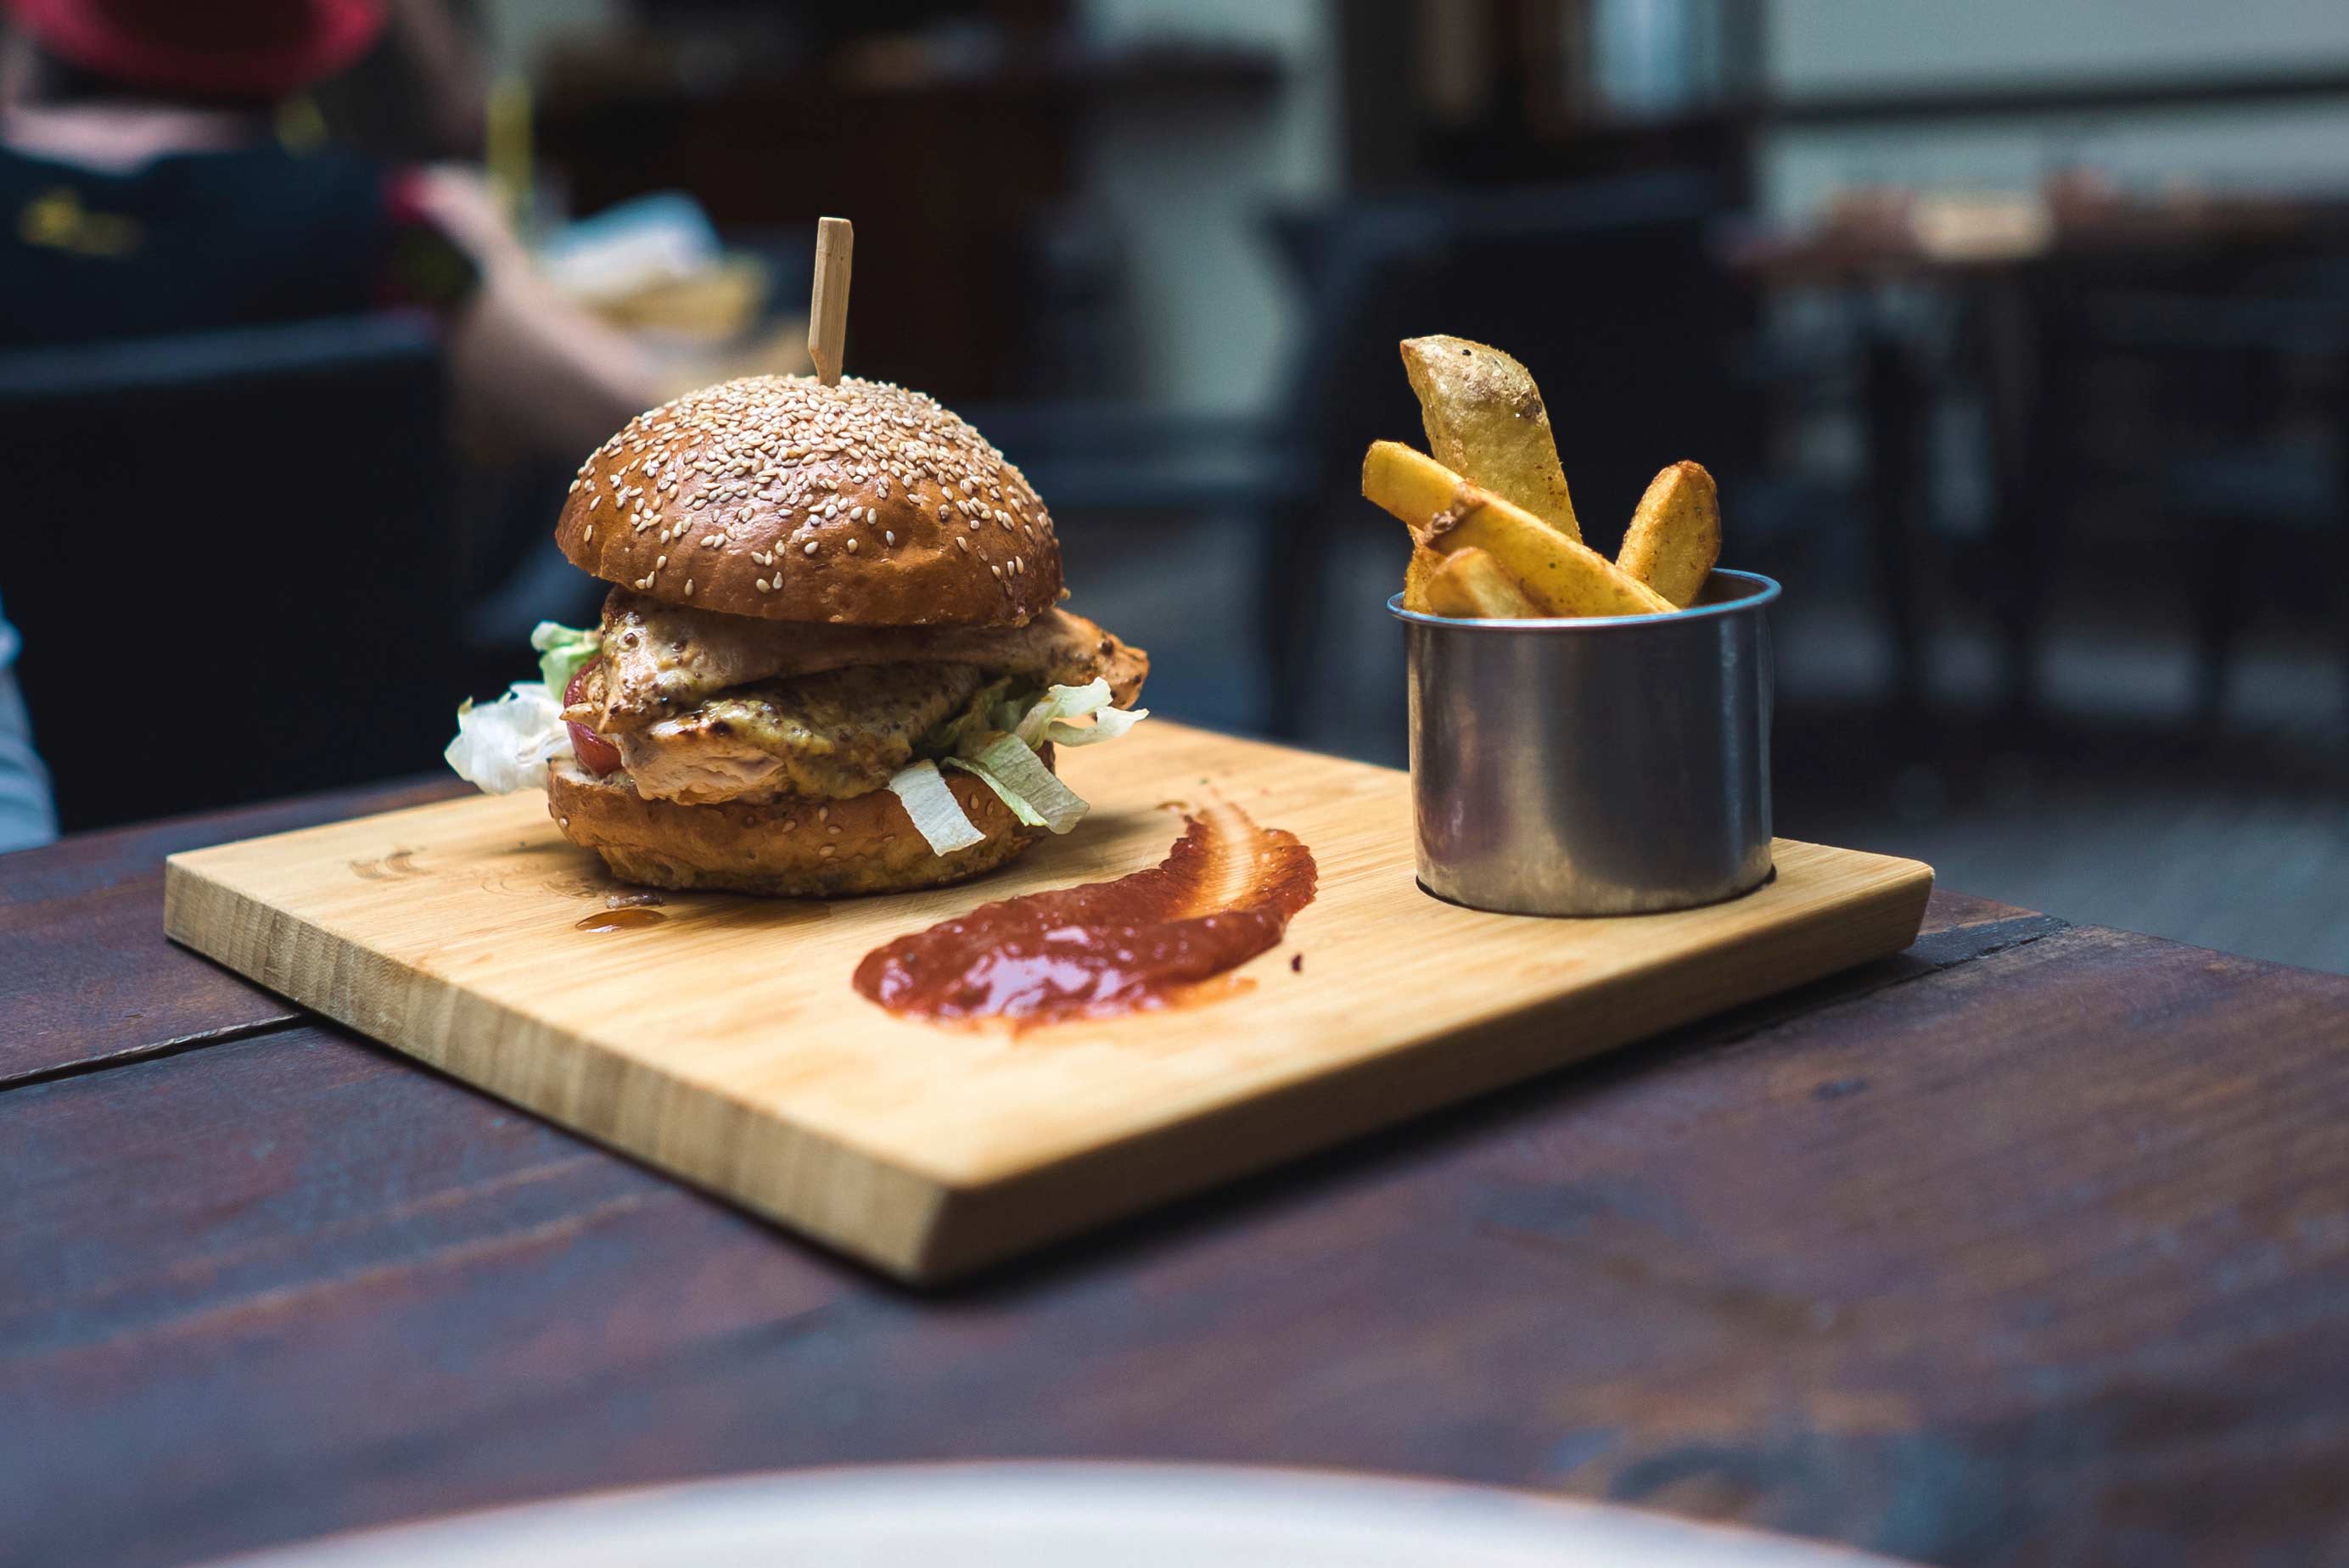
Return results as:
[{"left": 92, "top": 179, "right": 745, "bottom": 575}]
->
[{"left": 554, "top": 376, "right": 1062, "bottom": 626}]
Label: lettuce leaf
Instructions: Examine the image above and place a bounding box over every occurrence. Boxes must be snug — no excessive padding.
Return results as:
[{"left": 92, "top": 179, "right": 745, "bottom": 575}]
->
[
  {"left": 1009, "top": 678, "right": 1150, "bottom": 748},
  {"left": 531, "top": 621, "right": 602, "bottom": 696},
  {"left": 947, "top": 733, "right": 1090, "bottom": 833},
  {"left": 446, "top": 681, "right": 572, "bottom": 794},
  {"left": 884, "top": 759, "right": 989, "bottom": 854},
  {"left": 942, "top": 754, "right": 1048, "bottom": 828},
  {"left": 896, "top": 680, "right": 1147, "bottom": 852}
]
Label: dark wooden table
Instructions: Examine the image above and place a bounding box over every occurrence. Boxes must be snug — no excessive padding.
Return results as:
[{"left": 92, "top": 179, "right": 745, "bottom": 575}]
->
[{"left": 7, "top": 778, "right": 2347, "bottom": 1568}]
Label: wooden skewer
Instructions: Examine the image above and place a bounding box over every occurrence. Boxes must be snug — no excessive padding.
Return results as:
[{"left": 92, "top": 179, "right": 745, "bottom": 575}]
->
[{"left": 807, "top": 216, "right": 853, "bottom": 386}]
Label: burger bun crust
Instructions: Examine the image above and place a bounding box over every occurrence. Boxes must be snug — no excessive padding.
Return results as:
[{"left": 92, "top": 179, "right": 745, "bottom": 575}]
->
[
  {"left": 546, "top": 754, "right": 1047, "bottom": 898},
  {"left": 555, "top": 375, "right": 1061, "bottom": 628}
]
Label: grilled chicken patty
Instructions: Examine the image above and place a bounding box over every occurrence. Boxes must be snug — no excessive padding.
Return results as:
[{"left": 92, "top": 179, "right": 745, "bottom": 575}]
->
[
  {"left": 614, "top": 662, "right": 989, "bottom": 805},
  {"left": 586, "top": 589, "right": 1146, "bottom": 731}
]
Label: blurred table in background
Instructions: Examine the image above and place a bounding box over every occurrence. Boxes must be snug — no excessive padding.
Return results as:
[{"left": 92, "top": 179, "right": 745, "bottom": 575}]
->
[{"left": 1732, "top": 186, "right": 2349, "bottom": 735}]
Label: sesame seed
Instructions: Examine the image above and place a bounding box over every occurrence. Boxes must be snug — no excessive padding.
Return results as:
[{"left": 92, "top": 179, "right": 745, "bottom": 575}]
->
[
  {"left": 818, "top": 807, "right": 829, "bottom": 821},
  {"left": 684, "top": 579, "right": 694, "bottom": 596},
  {"left": 583, "top": 524, "right": 593, "bottom": 542},
  {"left": 883, "top": 530, "right": 895, "bottom": 545},
  {"left": 846, "top": 537, "right": 860, "bottom": 554},
  {"left": 655, "top": 554, "right": 667, "bottom": 569},
  {"left": 587, "top": 495, "right": 601, "bottom": 511},
  {"left": 955, "top": 536, "right": 968, "bottom": 552},
  {"left": 989, "top": 563, "right": 1001, "bottom": 578},
  {"left": 803, "top": 539, "right": 819, "bottom": 556},
  {"left": 819, "top": 845, "right": 836, "bottom": 858},
  {"left": 755, "top": 578, "right": 771, "bottom": 591}
]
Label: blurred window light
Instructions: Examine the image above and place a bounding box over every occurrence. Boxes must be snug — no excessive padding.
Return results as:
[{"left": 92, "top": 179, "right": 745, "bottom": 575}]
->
[{"left": 1589, "top": 0, "right": 1725, "bottom": 120}]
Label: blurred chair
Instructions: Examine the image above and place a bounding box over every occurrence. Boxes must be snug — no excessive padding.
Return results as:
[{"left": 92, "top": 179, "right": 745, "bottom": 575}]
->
[
  {"left": 2047, "top": 265, "right": 2349, "bottom": 734},
  {"left": 0, "top": 314, "right": 460, "bottom": 831}
]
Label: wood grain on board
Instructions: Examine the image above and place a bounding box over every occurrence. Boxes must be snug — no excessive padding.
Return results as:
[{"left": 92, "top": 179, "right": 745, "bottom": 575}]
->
[{"left": 164, "top": 722, "right": 1931, "bottom": 1280}]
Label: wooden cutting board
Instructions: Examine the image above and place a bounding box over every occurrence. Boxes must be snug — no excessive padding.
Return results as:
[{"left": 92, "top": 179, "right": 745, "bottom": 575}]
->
[{"left": 164, "top": 721, "right": 1931, "bottom": 1283}]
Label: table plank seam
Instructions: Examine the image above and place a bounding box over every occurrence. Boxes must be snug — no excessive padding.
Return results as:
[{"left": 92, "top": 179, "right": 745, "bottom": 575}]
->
[
  {"left": 0, "top": 1013, "right": 305, "bottom": 1095},
  {"left": 1902, "top": 912, "right": 2071, "bottom": 969},
  {"left": 1675, "top": 912, "right": 2071, "bottom": 1056}
]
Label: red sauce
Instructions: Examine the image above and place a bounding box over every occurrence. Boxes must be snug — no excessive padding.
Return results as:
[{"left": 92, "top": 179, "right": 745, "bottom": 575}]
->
[{"left": 855, "top": 805, "right": 1317, "bottom": 1028}]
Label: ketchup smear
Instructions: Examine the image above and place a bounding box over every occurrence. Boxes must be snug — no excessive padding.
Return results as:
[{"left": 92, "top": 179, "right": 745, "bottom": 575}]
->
[{"left": 854, "top": 805, "right": 1317, "bottom": 1028}]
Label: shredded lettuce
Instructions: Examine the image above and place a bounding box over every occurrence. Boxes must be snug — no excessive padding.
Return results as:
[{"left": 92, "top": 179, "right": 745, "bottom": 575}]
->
[
  {"left": 531, "top": 621, "right": 602, "bottom": 695},
  {"left": 947, "top": 733, "right": 1090, "bottom": 833},
  {"left": 446, "top": 681, "right": 572, "bottom": 794},
  {"left": 884, "top": 759, "right": 989, "bottom": 853},
  {"left": 944, "top": 754, "right": 1048, "bottom": 828},
  {"left": 893, "top": 679, "right": 1150, "bottom": 854}
]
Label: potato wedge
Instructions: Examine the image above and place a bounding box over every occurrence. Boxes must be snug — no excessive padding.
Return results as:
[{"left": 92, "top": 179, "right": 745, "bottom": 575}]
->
[
  {"left": 1363, "top": 441, "right": 1674, "bottom": 617},
  {"left": 1401, "top": 545, "right": 1444, "bottom": 613},
  {"left": 1422, "top": 546, "right": 1539, "bottom": 619},
  {"left": 1617, "top": 461, "right": 1721, "bottom": 608},
  {"left": 1400, "top": 335, "right": 1581, "bottom": 543}
]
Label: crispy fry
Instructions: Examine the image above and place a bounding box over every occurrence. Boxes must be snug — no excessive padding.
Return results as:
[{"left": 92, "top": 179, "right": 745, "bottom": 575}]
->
[
  {"left": 1400, "top": 335, "right": 1581, "bottom": 543},
  {"left": 1363, "top": 441, "right": 1673, "bottom": 617},
  {"left": 1422, "top": 547, "right": 1539, "bottom": 619},
  {"left": 1401, "top": 545, "right": 1444, "bottom": 613},
  {"left": 1617, "top": 461, "right": 1721, "bottom": 608}
]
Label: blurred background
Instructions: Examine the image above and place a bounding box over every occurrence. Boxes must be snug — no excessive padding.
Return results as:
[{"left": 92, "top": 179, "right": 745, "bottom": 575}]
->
[{"left": 3, "top": 0, "right": 2346, "bottom": 972}]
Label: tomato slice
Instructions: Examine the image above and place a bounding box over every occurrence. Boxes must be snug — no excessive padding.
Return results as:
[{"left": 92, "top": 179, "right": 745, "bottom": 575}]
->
[{"left": 564, "top": 661, "right": 625, "bottom": 776}]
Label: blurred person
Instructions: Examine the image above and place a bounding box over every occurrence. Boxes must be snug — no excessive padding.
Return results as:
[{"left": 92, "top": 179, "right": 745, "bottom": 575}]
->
[
  {"left": 311, "top": 0, "right": 492, "bottom": 162},
  {"left": 0, "top": 591, "right": 57, "bottom": 852},
  {"left": 0, "top": 0, "right": 667, "bottom": 462}
]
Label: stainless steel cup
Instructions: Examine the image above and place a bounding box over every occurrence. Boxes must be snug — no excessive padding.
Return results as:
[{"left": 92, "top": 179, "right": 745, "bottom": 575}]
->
[{"left": 1391, "top": 569, "right": 1779, "bottom": 916}]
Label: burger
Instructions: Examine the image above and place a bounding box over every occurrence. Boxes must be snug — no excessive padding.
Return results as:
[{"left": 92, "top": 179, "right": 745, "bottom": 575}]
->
[{"left": 446, "top": 375, "right": 1149, "bottom": 896}]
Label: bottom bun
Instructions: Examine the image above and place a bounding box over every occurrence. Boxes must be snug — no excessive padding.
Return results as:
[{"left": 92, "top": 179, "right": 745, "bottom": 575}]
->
[{"left": 546, "top": 751, "right": 1048, "bottom": 897}]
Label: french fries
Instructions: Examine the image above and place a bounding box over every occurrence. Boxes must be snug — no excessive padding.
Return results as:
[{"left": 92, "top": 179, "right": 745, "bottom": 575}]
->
[
  {"left": 1376, "top": 336, "right": 1727, "bottom": 620},
  {"left": 1402, "top": 545, "right": 1444, "bottom": 613},
  {"left": 1617, "top": 461, "right": 1721, "bottom": 608},
  {"left": 1363, "top": 441, "right": 1675, "bottom": 618},
  {"left": 1422, "top": 547, "right": 1539, "bottom": 619},
  {"left": 1399, "top": 335, "right": 1582, "bottom": 543}
]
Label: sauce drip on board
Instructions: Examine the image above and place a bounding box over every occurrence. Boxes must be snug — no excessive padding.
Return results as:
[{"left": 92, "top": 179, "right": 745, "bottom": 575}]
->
[
  {"left": 575, "top": 906, "right": 667, "bottom": 932},
  {"left": 855, "top": 804, "right": 1317, "bottom": 1028}
]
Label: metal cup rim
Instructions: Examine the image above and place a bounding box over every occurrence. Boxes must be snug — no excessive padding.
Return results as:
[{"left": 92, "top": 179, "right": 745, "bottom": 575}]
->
[{"left": 1385, "top": 568, "right": 1780, "bottom": 631}]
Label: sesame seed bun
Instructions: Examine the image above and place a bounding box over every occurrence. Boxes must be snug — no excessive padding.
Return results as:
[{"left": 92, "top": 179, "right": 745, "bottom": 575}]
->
[
  {"left": 545, "top": 752, "right": 1050, "bottom": 897},
  {"left": 555, "top": 375, "right": 1062, "bottom": 627}
]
